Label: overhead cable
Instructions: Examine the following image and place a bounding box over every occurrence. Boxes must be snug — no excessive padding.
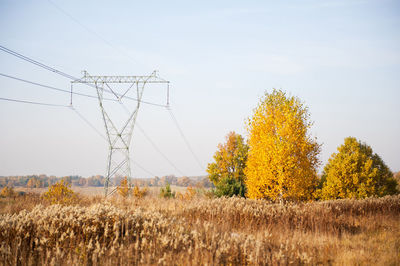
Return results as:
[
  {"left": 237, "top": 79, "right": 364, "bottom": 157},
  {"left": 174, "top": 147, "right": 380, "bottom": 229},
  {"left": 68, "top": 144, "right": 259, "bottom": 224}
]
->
[
  {"left": 0, "top": 72, "right": 117, "bottom": 102},
  {"left": 71, "top": 106, "right": 156, "bottom": 177},
  {"left": 0, "top": 45, "right": 167, "bottom": 107},
  {"left": 71, "top": 106, "right": 107, "bottom": 140},
  {"left": 135, "top": 122, "right": 186, "bottom": 177},
  {"left": 0, "top": 96, "right": 69, "bottom": 107},
  {"left": 47, "top": 0, "right": 152, "bottom": 72},
  {"left": 0, "top": 44, "right": 194, "bottom": 176},
  {"left": 0, "top": 45, "right": 76, "bottom": 80},
  {"left": 130, "top": 160, "right": 156, "bottom": 178},
  {"left": 120, "top": 104, "right": 186, "bottom": 176},
  {"left": 167, "top": 107, "right": 205, "bottom": 171}
]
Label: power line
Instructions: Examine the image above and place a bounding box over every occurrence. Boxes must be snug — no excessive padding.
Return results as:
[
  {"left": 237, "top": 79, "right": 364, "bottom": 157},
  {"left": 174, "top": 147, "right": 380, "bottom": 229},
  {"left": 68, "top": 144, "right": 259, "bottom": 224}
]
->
[
  {"left": 0, "top": 94, "right": 157, "bottom": 177},
  {"left": 0, "top": 44, "right": 198, "bottom": 176},
  {"left": 0, "top": 45, "right": 77, "bottom": 80},
  {"left": 167, "top": 107, "right": 205, "bottom": 171},
  {"left": 71, "top": 106, "right": 106, "bottom": 140},
  {"left": 135, "top": 122, "right": 186, "bottom": 177},
  {"left": 71, "top": 106, "right": 156, "bottom": 177},
  {"left": 120, "top": 103, "right": 186, "bottom": 176},
  {"left": 0, "top": 45, "right": 173, "bottom": 178},
  {"left": 45, "top": 1, "right": 171, "bottom": 115},
  {"left": 47, "top": 0, "right": 151, "bottom": 72},
  {"left": 0, "top": 72, "right": 118, "bottom": 102},
  {"left": 0, "top": 45, "right": 167, "bottom": 107},
  {"left": 131, "top": 160, "right": 156, "bottom": 178},
  {"left": 0, "top": 96, "right": 69, "bottom": 107}
]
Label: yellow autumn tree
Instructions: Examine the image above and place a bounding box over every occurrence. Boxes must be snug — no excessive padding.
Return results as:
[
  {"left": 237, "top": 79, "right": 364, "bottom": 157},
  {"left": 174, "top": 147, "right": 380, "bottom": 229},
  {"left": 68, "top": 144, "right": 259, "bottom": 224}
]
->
[
  {"left": 42, "top": 179, "right": 78, "bottom": 205},
  {"left": 0, "top": 186, "right": 15, "bottom": 198},
  {"left": 245, "top": 89, "right": 321, "bottom": 201},
  {"left": 320, "top": 137, "right": 398, "bottom": 199},
  {"left": 26, "top": 177, "right": 42, "bottom": 188},
  {"left": 117, "top": 177, "right": 131, "bottom": 197}
]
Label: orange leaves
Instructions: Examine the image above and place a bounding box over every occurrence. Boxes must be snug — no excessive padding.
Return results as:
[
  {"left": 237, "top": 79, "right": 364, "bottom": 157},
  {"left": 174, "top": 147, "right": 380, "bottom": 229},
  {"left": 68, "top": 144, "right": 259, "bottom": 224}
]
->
[
  {"left": 117, "top": 177, "right": 148, "bottom": 198},
  {"left": 206, "top": 132, "right": 249, "bottom": 197},
  {"left": 207, "top": 132, "right": 249, "bottom": 186},
  {"left": 245, "top": 89, "right": 321, "bottom": 201}
]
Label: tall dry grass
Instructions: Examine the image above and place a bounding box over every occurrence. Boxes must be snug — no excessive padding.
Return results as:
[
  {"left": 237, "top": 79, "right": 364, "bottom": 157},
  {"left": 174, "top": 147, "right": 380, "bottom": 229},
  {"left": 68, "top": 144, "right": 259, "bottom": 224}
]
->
[{"left": 0, "top": 192, "right": 399, "bottom": 265}]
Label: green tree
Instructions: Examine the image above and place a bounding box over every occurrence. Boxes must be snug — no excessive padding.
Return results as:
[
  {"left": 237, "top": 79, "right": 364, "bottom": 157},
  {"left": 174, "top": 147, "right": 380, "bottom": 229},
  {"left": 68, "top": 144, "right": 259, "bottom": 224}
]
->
[
  {"left": 160, "top": 183, "right": 175, "bottom": 198},
  {"left": 245, "top": 89, "right": 321, "bottom": 201},
  {"left": 214, "top": 177, "right": 246, "bottom": 197},
  {"left": 320, "top": 137, "right": 398, "bottom": 199},
  {"left": 207, "top": 131, "right": 249, "bottom": 197}
]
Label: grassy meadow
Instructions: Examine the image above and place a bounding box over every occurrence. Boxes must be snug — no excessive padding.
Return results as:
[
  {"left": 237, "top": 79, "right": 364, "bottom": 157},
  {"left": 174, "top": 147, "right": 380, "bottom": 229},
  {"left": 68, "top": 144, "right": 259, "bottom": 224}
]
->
[{"left": 0, "top": 187, "right": 399, "bottom": 265}]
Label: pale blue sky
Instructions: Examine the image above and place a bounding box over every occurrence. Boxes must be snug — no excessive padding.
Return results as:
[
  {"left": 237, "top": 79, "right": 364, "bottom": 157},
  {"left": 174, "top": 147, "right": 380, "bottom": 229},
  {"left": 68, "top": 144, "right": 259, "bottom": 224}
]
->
[{"left": 0, "top": 0, "right": 399, "bottom": 177}]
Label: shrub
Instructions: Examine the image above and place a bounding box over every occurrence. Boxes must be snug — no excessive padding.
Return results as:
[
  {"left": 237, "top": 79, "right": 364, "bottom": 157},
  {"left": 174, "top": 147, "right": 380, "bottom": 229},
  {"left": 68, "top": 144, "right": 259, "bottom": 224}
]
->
[
  {"left": 117, "top": 177, "right": 131, "bottom": 198},
  {"left": 176, "top": 186, "right": 197, "bottom": 200},
  {"left": 132, "top": 185, "right": 148, "bottom": 198},
  {"left": 160, "top": 183, "right": 175, "bottom": 198},
  {"left": 42, "top": 179, "right": 78, "bottom": 205},
  {"left": 394, "top": 172, "right": 400, "bottom": 192},
  {"left": 0, "top": 186, "right": 15, "bottom": 198},
  {"left": 214, "top": 177, "right": 246, "bottom": 197}
]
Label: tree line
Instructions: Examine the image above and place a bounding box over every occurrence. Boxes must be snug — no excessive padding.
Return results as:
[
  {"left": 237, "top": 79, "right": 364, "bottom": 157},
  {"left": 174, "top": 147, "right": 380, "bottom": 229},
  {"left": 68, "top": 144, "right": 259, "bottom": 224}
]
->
[
  {"left": 207, "top": 89, "right": 399, "bottom": 200},
  {"left": 0, "top": 174, "right": 212, "bottom": 189}
]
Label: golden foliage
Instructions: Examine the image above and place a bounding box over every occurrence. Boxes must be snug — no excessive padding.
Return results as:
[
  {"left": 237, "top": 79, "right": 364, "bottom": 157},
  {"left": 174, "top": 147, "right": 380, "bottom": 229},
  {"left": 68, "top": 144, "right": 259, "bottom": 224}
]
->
[
  {"left": 26, "top": 177, "right": 43, "bottom": 188},
  {"left": 176, "top": 186, "right": 196, "bottom": 200},
  {"left": 42, "top": 179, "right": 78, "bottom": 205},
  {"left": 0, "top": 186, "right": 15, "bottom": 198},
  {"left": 117, "top": 177, "right": 130, "bottom": 198},
  {"left": 132, "top": 185, "right": 148, "bottom": 198},
  {"left": 394, "top": 171, "right": 400, "bottom": 191},
  {"left": 320, "top": 137, "right": 398, "bottom": 199},
  {"left": 245, "top": 89, "right": 321, "bottom": 201}
]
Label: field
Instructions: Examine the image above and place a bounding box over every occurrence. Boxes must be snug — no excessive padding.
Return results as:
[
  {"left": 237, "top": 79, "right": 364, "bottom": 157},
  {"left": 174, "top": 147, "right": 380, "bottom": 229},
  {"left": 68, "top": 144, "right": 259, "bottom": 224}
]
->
[
  {"left": 11, "top": 185, "right": 188, "bottom": 197},
  {"left": 0, "top": 189, "right": 399, "bottom": 265}
]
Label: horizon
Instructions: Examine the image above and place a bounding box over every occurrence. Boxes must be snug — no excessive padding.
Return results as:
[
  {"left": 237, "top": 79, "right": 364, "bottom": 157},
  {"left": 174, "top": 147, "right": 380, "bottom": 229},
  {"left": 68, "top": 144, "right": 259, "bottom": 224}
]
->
[{"left": 0, "top": 174, "right": 208, "bottom": 179}]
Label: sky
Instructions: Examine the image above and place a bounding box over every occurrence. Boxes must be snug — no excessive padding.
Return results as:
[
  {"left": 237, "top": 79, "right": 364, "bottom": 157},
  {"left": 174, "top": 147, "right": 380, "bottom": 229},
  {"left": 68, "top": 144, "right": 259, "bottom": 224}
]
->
[{"left": 0, "top": 0, "right": 399, "bottom": 178}]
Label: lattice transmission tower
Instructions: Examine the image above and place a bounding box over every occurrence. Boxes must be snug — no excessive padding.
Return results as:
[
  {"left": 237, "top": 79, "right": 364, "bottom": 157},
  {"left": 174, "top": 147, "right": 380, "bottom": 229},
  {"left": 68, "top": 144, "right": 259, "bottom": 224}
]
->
[{"left": 72, "top": 70, "right": 169, "bottom": 196}]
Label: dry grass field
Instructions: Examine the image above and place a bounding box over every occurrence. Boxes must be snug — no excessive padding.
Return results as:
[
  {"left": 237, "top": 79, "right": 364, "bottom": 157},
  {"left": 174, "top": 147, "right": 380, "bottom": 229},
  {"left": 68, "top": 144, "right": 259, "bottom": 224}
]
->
[
  {"left": 0, "top": 189, "right": 399, "bottom": 265},
  {"left": 13, "top": 185, "right": 188, "bottom": 197}
]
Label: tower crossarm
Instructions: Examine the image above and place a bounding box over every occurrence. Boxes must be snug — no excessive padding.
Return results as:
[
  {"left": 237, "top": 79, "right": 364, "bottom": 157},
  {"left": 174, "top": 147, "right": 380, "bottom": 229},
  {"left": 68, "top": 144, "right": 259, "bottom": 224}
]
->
[{"left": 72, "top": 70, "right": 169, "bottom": 84}]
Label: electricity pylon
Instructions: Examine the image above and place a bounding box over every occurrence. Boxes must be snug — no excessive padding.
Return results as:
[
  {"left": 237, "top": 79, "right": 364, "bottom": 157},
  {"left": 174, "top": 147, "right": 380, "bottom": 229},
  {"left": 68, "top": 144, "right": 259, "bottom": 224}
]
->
[{"left": 72, "top": 70, "right": 169, "bottom": 196}]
